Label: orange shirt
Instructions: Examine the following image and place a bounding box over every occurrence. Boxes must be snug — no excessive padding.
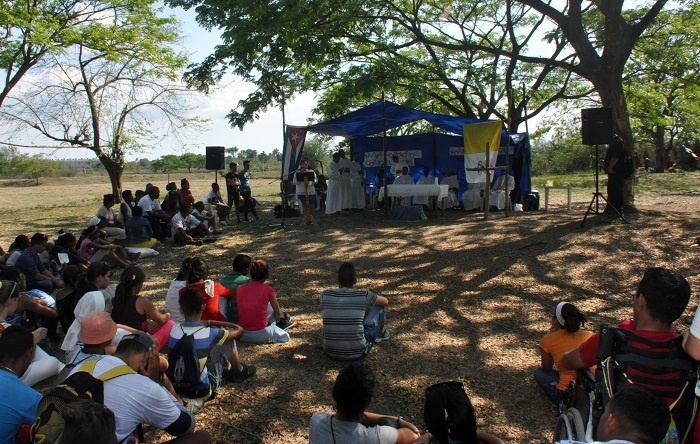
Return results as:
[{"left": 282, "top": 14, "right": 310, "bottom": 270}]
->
[{"left": 540, "top": 328, "right": 594, "bottom": 390}]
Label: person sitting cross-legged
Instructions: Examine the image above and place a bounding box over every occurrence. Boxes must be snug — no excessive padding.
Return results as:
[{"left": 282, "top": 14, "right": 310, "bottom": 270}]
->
[
  {"left": 171, "top": 203, "right": 209, "bottom": 245},
  {"left": 309, "top": 362, "right": 421, "bottom": 444},
  {"left": 235, "top": 259, "right": 292, "bottom": 343},
  {"left": 124, "top": 206, "right": 158, "bottom": 249},
  {"left": 320, "top": 262, "right": 390, "bottom": 361},
  {"left": 69, "top": 332, "right": 212, "bottom": 444},
  {"left": 168, "top": 288, "right": 256, "bottom": 413}
]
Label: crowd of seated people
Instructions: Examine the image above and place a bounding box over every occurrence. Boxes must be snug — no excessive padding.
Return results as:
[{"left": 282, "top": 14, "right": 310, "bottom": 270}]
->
[{"left": 1, "top": 180, "right": 698, "bottom": 444}]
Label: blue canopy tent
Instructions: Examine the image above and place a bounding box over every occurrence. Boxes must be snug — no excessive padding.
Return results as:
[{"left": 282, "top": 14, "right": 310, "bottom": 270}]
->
[{"left": 307, "top": 101, "right": 531, "bottom": 204}]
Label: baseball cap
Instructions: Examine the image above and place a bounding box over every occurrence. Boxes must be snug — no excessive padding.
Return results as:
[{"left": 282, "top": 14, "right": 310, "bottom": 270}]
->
[
  {"left": 78, "top": 312, "right": 117, "bottom": 345},
  {"left": 120, "top": 332, "right": 155, "bottom": 351}
]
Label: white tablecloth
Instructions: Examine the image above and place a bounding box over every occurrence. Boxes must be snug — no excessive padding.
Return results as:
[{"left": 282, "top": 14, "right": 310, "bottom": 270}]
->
[{"left": 386, "top": 184, "right": 449, "bottom": 200}]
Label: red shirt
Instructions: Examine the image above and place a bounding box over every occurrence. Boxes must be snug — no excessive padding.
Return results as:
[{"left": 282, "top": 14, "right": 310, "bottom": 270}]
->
[
  {"left": 179, "top": 189, "right": 194, "bottom": 205},
  {"left": 179, "top": 281, "right": 231, "bottom": 322},
  {"left": 236, "top": 280, "right": 275, "bottom": 331},
  {"left": 578, "top": 319, "right": 682, "bottom": 406}
]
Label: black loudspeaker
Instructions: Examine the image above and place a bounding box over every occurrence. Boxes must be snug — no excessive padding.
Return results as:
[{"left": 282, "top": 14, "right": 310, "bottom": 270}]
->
[
  {"left": 581, "top": 108, "right": 614, "bottom": 145},
  {"left": 205, "top": 146, "right": 226, "bottom": 170}
]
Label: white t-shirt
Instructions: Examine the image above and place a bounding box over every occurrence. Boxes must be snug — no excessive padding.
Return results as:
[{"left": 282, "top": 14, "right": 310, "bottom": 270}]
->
[
  {"left": 69, "top": 355, "right": 186, "bottom": 442},
  {"left": 309, "top": 412, "right": 398, "bottom": 444},
  {"left": 171, "top": 212, "right": 199, "bottom": 237},
  {"left": 207, "top": 190, "right": 223, "bottom": 203},
  {"left": 164, "top": 280, "right": 187, "bottom": 323},
  {"left": 137, "top": 195, "right": 162, "bottom": 214},
  {"left": 394, "top": 174, "right": 414, "bottom": 185},
  {"left": 96, "top": 205, "right": 116, "bottom": 223}
]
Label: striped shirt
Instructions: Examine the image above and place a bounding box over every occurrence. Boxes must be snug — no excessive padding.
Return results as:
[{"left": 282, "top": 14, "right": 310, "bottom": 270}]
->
[{"left": 320, "top": 287, "right": 378, "bottom": 360}]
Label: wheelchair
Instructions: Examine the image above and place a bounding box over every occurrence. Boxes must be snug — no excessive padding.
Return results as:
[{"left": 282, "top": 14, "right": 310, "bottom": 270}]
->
[{"left": 553, "top": 325, "right": 698, "bottom": 443}]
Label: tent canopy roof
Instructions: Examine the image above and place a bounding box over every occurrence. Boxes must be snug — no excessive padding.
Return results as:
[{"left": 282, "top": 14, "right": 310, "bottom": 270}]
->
[{"left": 307, "top": 101, "right": 495, "bottom": 139}]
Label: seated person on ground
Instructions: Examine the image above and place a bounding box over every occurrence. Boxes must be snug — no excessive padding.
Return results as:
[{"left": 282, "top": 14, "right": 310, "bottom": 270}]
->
[
  {"left": 164, "top": 257, "right": 192, "bottom": 323},
  {"left": 393, "top": 166, "right": 414, "bottom": 206},
  {"left": 561, "top": 267, "right": 693, "bottom": 441},
  {"left": 320, "top": 262, "right": 390, "bottom": 361},
  {"left": 218, "top": 253, "right": 254, "bottom": 322},
  {"left": 309, "top": 362, "right": 421, "bottom": 444},
  {"left": 96, "top": 194, "right": 126, "bottom": 242},
  {"left": 53, "top": 231, "right": 89, "bottom": 271},
  {"left": 168, "top": 289, "right": 255, "bottom": 412},
  {"left": 171, "top": 203, "right": 209, "bottom": 245},
  {"left": 179, "top": 178, "right": 195, "bottom": 206},
  {"left": 59, "top": 399, "right": 118, "bottom": 444},
  {"left": 418, "top": 381, "right": 503, "bottom": 444},
  {"left": 192, "top": 201, "right": 217, "bottom": 232},
  {"left": 79, "top": 225, "right": 132, "bottom": 268},
  {"left": 68, "top": 332, "right": 212, "bottom": 444},
  {"left": 235, "top": 259, "right": 292, "bottom": 343},
  {"left": 5, "top": 235, "right": 29, "bottom": 267},
  {"left": 15, "top": 233, "right": 63, "bottom": 293},
  {"left": 207, "top": 182, "right": 229, "bottom": 224},
  {"left": 110, "top": 266, "right": 174, "bottom": 351},
  {"left": 137, "top": 186, "right": 171, "bottom": 241},
  {"left": 179, "top": 257, "right": 230, "bottom": 322},
  {"left": 0, "top": 272, "right": 64, "bottom": 387},
  {"left": 0, "top": 325, "right": 43, "bottom": 444},
  {"left": 554, "top": 385, "right": 671, "bottom": 444},
  {"left": 118, "top": 189, "right": 134, "bottom": 225},
  {"left": 535, "top": 301, "right": 592, "bottom": 405},
  {"left": 161, "top": 189, "right": 181, "bottom": 217},
  {"left": 124, "top": 206, "right": 158, "bottom": 248}
]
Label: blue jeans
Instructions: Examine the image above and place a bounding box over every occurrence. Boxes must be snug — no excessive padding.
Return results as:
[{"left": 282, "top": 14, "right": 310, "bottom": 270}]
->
[
  {"left": 363, "top": 306, "right": 386, "bottom": 343},
  {"left": 534, "top": 367, "right": 563, "bottom": 405}
]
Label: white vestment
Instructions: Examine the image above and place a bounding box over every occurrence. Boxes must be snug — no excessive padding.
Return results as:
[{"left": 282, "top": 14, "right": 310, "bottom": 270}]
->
[
  {"left": 339, "top": 157, "right": 352, "bottom": 210},
  {"left": 350, "top": 160, "right": 365, "bottom": 209},
  {"left": 439, "top": 176, "right": 460, "bottom": 209},
  {"left": 325, "top": 160, "right": 342, "bottom": 214},
  {"left": 393, "top": 174, "right": 414, "bottom": 206},
  {"left": 414, "top": 175, "right": 434, "bottom": 208}
]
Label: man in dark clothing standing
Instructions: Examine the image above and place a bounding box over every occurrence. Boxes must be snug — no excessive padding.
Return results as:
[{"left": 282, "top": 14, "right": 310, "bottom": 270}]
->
[
  {"left": 604, "top": 134, "right": 626, "bottom": 215},
  {"left": 225, "top": 162, "right": 241, "bottom": 223}
]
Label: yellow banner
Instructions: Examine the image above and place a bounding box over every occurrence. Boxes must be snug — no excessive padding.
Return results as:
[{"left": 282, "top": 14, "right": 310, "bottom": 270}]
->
[{"left": 463, "top": 121, "right": 502, "bottom": 154}]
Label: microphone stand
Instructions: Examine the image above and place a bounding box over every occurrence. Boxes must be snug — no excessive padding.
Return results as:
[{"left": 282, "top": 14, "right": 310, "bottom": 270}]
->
[{"left": 269, "top": 167, "right": 302, "bottom": 229}]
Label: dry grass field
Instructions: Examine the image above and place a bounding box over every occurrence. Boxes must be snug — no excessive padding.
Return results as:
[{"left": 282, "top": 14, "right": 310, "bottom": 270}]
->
[{"left": 1, "top": 171, "right": 699, "bottom": 443}]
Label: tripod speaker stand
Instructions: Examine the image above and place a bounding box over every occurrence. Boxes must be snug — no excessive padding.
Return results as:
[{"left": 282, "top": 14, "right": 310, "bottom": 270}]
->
[{"left": 580, "top": 144, "right": 629, "bottom": 227}]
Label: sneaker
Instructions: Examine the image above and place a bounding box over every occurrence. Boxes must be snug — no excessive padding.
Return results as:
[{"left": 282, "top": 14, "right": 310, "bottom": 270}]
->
[
  {"left": 276, "top": 316, "right": 296, "bottom": 330},
  {"left": 374, "top": 328, "right": 390, "bottom": 343},
  {"left": 181, "top": 396, "right": 205, "bottom": 414},
  {"left": 226, "top": 363, "right": 257, "bottom": 382}
]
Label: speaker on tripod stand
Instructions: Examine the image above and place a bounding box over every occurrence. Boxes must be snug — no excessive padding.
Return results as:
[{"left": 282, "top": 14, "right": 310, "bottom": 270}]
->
[{"left": 579, "top": 108, "right": 628, "bottom": 226}]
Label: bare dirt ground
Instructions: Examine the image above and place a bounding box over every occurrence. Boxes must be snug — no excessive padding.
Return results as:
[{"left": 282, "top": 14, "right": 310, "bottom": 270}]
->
[{"left": 1, "top": 172, "right": 699, "bottom": 443}]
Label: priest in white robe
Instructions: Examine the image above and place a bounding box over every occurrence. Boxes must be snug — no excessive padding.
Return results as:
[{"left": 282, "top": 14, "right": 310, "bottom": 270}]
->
[
  {"left": 325, "top": 153, "right": 343, "bottom": 215},
  {"left": 338, "top": 149, "right": 352, "bottom": 210},
  {"left": 413, "top": 166, "right": 434, "bottom": 209},
  {"left": 439, "top": 168, "right": 460, "bottom": 209},
  {"left": 393, "top": 166, "right": 414, "bottom": 206},
  {"left": 350, "top": 152, "right": 365, "bottom": 209}
]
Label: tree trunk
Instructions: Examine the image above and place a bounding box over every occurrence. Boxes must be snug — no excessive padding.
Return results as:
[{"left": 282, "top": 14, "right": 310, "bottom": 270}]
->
[
  {"left": 653, "top": 126, "right": 665, "bottom": 172},
  {"left": 98, "top": 156, "right": 124, "bottom": 198}
]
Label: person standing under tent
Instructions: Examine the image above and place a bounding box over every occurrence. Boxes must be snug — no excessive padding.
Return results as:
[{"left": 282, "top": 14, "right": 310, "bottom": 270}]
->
[
  {"left": 325, "top": 153, "right": 342, "bottom": 215},
  {"left": 391, "top": 154, "right": 409, "bottom": 178},
  {"left": 338, "top": 149, "right": 352, "bottom": 211},
  {"left": 350, "top": 152, "right": 365, "bottom": 209}
]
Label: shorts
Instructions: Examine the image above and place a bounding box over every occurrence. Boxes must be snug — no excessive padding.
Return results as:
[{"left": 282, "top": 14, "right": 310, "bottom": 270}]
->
[{"left": 297, "top": 194, "right": 317, "bottom": 206}]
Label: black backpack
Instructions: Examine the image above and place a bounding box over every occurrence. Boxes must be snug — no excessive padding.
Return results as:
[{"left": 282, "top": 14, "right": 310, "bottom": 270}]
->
[
  {"left": 31, "top": 359, "right": 134, "bottom": 443},
  {"left": 167, "top": 326, "right": 206, "bottom": 397}
]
